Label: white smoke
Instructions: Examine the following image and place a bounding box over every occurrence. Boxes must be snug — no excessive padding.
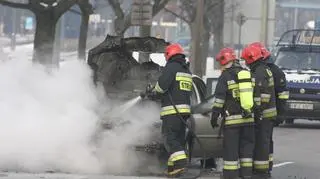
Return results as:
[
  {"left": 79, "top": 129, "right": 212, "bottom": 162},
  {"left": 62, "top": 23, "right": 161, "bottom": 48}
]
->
[{"left": 0, "top": 53, "right": 161, "bottom": 175}]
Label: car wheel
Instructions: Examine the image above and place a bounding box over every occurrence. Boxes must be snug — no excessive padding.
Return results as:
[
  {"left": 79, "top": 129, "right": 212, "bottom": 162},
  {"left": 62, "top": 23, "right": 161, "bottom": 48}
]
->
[{"left": 285, "top": 118, "right": 294, "bottom": 124}]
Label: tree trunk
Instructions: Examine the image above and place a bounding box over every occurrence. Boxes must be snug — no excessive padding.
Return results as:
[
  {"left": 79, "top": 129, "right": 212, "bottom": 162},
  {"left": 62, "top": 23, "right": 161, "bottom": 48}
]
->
[
  {"left": 138, "top": 25, "right": 151, "bottom": 63},
  {"left": 33, "top": 12, "right": 58, "bottom": 68},
  {"left": 213, "top": 26, "right": 224, "bottom": 67},
  {"left": 212, "top": 0, "right": 225, "bottom": 69},
  {"left": 114, "top": 18, "right": 126, "bottom": 36},
  {"left": 190, "top": 23, "right": 202, "bottom": 77},
  {"left": 201, "top": 30, "right": 210, "bottom": 76},
  {"left": 78, "top": 12, "right": 89, "bottom": 60},
  {"left": 189, "top": 24, "right": 196, "bottom": 72}
]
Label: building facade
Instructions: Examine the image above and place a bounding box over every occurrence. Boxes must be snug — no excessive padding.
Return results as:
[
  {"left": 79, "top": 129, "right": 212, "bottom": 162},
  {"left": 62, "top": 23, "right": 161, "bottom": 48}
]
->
[{"left": 223, "top": 0, "right": 276, "bottom": 49}]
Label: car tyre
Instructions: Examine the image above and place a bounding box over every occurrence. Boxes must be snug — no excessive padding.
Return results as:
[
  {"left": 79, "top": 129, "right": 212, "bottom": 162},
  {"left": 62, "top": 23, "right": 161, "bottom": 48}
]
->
[{"left": 285, "top": 118, "right": 294, "bottom": 124}]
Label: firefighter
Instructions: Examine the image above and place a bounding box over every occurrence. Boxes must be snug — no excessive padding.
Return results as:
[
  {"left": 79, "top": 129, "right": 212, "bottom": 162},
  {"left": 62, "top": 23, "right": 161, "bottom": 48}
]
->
[
  {"left": 241, "top": 45, "right": 277, "bottom": 178},
  {"left": 146, "top": 43, "right": 192, "bottom": 178},
  {"left": 250, "top": 42, "right": 289, "bottom": 177},
  {"left": 211, "top": 47, "right": 255, "bottom": 179}
]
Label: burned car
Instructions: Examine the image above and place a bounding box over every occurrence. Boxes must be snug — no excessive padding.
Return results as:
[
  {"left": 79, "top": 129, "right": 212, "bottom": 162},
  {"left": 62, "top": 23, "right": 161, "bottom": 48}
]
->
[{"left": 87, "top": 35, "right": 223, "bottom": 167}]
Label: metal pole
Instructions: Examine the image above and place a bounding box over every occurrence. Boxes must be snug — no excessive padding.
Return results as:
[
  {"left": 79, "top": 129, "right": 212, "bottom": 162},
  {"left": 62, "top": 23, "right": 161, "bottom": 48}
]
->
[
  {"left": 0, "top": 6, "right": 4, "bottom": 35},
  {"left": 230, "top": 0, "right": 235, "bottom": 48},
  {"left": 238, "top": 25, "right": 242, "bottom": 57},
  {"left": 11, "top": 8, "right": 16, "bottom": 51},
  {"left": 265, "top": 0, "right": 270, "bottom": 45},
  {"left": 293, "top": 0, "right": 298, "bottom": 29},
  {"left": 260, "top": 0, "right": 268, "bottom": 44}
]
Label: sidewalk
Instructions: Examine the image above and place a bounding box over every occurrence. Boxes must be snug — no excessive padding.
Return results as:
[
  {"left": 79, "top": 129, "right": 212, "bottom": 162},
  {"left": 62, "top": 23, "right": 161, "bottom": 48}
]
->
[
  {"left": 1, "top": 36, "right": 104, "bottom": 60},
  {"left": 0, "top": 34, "right": 34, "bottom": 47}
]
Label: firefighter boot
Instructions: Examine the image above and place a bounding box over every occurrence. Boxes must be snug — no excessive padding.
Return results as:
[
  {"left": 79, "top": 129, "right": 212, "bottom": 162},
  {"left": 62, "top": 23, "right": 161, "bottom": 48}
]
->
[{"left": 167, "top": 158, "right": 189, "bottom": 178}]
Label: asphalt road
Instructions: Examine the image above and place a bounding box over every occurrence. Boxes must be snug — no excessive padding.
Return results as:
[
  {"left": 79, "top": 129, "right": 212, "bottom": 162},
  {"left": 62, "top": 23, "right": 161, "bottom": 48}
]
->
[
  {"left": 271, "top": 119, "right": 320, "bottom": 179},
  {"left": 0, "top": 119, "right": 319, "bottom": 179}
]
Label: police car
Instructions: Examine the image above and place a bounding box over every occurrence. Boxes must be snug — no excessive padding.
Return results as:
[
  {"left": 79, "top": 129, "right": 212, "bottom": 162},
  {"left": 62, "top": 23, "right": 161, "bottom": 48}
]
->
[{"left": 272, "top": 29, "right": 320, "bottom": 124}]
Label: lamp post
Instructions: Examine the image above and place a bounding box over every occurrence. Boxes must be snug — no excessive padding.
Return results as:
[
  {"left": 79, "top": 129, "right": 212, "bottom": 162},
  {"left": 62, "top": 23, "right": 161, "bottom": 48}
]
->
[{"left": 236, "top": 12, "right": 247, "bottom": 57}]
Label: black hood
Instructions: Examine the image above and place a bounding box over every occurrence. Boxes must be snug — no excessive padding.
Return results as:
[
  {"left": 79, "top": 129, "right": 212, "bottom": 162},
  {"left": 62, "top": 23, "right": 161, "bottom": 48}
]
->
[
  {"left": 249, "top": 59, "right": 266, "bottom": 70},
  {"left": 167, "top": 54, "right": 188, "bottom": 67}
]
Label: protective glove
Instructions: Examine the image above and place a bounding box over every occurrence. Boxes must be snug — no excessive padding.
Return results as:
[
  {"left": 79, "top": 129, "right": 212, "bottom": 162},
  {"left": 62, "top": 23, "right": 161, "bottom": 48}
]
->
[
  {"left": 140, "top": 84, "right": 156, "bottom": 99},
  {"left": 146, "top": 84, "right": 154, "bottom": 94},
  {"left": 210, "top": 112, "right": 220, "bottom": 128},
  {"left": 253, "top": 106, "right": 262, "bottom": 121}
]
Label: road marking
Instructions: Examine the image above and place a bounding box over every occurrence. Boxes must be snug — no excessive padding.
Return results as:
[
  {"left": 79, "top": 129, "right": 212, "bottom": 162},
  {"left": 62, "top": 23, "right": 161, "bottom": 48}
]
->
[{"left": 273, "top": 162, "right": 294, "bottom": 168}]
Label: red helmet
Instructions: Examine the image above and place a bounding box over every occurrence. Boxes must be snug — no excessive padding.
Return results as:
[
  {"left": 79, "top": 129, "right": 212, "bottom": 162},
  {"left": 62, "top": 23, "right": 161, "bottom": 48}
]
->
[
  {"left": 250, "top": 42, "right": 271, "bottom": 59},
  {"left": 241, "top": 45, "right": 263, "bottom": 65},
  {"left": 215, "top": 47, "right": 237, "bottom": 65},
  {"left": 165, "top": 43, "right": 184, "bottom": 61}
]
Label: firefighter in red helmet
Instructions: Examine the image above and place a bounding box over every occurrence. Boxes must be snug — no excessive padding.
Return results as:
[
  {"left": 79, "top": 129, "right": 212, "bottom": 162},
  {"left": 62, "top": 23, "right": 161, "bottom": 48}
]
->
[
  {"left": 241, "top": 45, "right": 277, "bottom": 179},
  {"left": 142, "top": 43, "right": 192, "bottom": 178},
  {"left": 250, "top": 42, "right": 289, "bottom": 177},
  {"left": 211, "top": 47, "right": 255, "bottom": 179}
]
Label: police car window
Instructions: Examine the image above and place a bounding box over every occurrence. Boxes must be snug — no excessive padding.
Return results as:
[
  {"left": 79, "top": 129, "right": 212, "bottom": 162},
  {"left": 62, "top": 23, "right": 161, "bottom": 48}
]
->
[{"left": 275, "top": 51, "right": 320, "bottom": 70}]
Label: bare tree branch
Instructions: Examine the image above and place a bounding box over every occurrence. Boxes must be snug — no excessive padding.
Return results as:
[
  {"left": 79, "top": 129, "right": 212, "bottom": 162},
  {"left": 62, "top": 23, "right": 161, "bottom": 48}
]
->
[
  {"left": 107, "top": 0, "right": 124, "bottom": 19},
  {"left": 205, "top": 0, "right": 222, "bottom": 12},
  {"left": 122, "top": 11, "right": 132, "bottom": 33},
  {"left": 77, "top": 0, "right": 94, "bottom": 14},
  {"left": 180, "top": 0, "right": 196, "bottom": 23},
  {"left": 164, "top": 7, "right": 190, "bottom": 24},
  {"left": 0, "top": 0, "right": 32, "bottom": 10},
  {"left": 54, "top": 0, "right": 78, "bottom": 20},
  {"left": 29, "top": 0, "right": 45, "bottom": 11},
  {"left": 152, "top": 0, "right": 170, "bottom": 16}
]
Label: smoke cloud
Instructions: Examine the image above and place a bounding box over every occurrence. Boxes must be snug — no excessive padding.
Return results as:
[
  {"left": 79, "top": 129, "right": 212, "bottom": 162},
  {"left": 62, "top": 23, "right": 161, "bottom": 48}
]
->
[{"left": 0, "top": 53, "right": 161, "bottom": 175}]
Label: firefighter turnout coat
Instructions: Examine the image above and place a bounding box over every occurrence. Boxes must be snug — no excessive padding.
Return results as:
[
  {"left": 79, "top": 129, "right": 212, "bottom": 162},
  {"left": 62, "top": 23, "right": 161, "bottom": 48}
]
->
[
  {"left": 212, "top": 62, "right": 255, "bottom": 127},
  {"left": 154, "top": 54, "right": 192, "bottom": 118},
  {"left": 250, "top": 61, "right": 277, "bottom": 120},
  {"left": 265, "top": 60, "right": 289, "bottom": 114}
]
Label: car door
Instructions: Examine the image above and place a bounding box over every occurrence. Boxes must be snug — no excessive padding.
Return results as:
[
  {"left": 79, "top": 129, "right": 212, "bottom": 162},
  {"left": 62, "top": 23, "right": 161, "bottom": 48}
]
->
[{"left": 188, "top": 76, "right": 223, "bottom": 158}]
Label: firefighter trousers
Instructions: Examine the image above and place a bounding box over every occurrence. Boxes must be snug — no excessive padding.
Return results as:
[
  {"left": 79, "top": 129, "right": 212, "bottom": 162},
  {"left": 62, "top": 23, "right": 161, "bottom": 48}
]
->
[
  {"left": 253, "top": 119, "right": 273, "bottom": 174},
  {"left": 161, "top": 115, "right": 189, "bottom": 172},
  {"left": 222, "top": 125, "right": 255, "bottom": 179},
  {"left": 269, "top": 123, "right": 274, "bottom": 173}
]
